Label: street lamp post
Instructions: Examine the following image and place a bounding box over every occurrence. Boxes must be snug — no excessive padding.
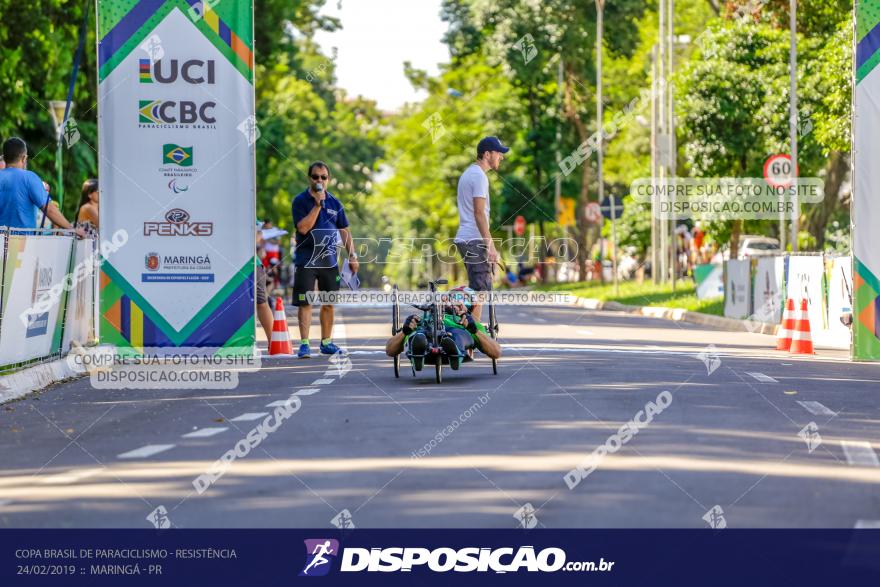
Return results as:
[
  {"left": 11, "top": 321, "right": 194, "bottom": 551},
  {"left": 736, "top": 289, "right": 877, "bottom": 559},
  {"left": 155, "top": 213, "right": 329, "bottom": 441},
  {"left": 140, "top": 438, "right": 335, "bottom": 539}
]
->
[
  {"left": 788, "top": 0, "right": 799, "bottom": 251},
  {"left": 555, "top": 57, "right": 563, "bottom": 220},
  {"left": 651, "top": 45, "right": 659, "bottom": 284},
  {"left": 668, "top": 0, "right": 676, "bottom": 290},
  {"left": 48, "top": 100, "right": 70, "bottom": 211},
  {"left": 596, "top": 0, "right": 617, "bottom": 294}
]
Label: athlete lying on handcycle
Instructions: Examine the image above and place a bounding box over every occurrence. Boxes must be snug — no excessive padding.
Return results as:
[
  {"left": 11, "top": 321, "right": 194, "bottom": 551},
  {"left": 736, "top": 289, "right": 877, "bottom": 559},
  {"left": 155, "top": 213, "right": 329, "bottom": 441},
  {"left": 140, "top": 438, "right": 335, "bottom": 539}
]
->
[{"left": 385, "top": 286, "right": 501, "bottom": 370}]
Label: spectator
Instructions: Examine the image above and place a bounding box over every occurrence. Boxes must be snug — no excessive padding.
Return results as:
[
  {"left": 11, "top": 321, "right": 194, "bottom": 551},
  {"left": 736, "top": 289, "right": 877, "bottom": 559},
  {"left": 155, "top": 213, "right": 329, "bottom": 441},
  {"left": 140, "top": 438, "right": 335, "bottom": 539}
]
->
[
  {"left": 0, "top": 137, "right": 83, "bottom": 236},
  {"left": 454, "top": 136, "right": 509, "bottom": 320},
  {"left": 75, "top": 178, "right": 99, "bottom": 237},
  {"left": 255, "top": 223, "right": 274, "bottom": 342}
]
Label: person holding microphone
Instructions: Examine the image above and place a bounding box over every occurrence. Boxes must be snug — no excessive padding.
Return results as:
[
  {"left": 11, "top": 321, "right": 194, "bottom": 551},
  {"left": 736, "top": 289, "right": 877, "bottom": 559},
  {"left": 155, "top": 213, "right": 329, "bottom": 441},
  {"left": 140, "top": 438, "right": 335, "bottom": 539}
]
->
[{"left": 291, "top": 161, "right": 358, "bottom": 358}]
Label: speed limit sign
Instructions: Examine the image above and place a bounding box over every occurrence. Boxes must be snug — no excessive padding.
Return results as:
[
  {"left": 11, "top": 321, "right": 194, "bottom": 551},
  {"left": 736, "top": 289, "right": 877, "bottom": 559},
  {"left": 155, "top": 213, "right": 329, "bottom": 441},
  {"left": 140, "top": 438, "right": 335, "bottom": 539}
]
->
[{"left": 763, "top": 154, "right": 799, "bottom": 188}]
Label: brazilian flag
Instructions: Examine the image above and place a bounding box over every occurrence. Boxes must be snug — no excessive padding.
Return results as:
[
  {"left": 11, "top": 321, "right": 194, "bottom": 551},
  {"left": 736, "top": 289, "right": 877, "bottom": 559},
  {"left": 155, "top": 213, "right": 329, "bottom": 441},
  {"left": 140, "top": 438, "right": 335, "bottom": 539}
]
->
[{"left": 163, "top": 144, "right": 193, "bottom": 167}]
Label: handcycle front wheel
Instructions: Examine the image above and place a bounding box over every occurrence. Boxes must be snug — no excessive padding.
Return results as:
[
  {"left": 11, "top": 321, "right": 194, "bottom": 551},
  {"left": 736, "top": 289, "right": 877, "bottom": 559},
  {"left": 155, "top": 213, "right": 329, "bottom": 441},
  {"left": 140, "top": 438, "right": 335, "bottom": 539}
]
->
[
  {"left": 392, "top": 285, "right": 400, "bottom": 378},
  {"left": 435, "top": 358, "right": 442, "bottom": 383},
  {"left": 489, "top": 303, "right": 498, "bottom": 375}
]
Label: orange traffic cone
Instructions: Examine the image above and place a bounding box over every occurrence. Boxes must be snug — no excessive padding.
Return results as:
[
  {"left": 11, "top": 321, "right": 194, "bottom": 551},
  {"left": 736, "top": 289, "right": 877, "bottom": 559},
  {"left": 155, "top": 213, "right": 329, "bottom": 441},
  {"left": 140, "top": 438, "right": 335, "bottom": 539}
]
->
[
  {"left": 789, "top": 298, "right": 814, "bottom": 355},
  {"left": 776, "top": 298, "right": 796, "bottom": 351},
  {"left": 269, "top": 297, "right": 293, "bottom": 355}
]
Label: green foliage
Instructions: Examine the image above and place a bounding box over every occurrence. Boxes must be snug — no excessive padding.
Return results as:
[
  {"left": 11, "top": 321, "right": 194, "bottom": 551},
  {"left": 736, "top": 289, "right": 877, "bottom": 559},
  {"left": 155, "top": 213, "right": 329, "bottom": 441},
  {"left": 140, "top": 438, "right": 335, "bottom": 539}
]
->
[
  {"left": 364, "top": 54, "right": 520, "bottom": 284},
  {"left": 537, "top": 278, "right": 724, "bottom": 316},
  {"left": 810, "top": 21, "right": 852, "bottom": 154}
]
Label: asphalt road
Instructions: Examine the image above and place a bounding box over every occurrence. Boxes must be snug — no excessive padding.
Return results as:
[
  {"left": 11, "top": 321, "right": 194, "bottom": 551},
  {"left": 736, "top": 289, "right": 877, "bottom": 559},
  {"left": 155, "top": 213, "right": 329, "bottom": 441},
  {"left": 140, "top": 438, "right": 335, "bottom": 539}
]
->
[{"left": 1, "top": 303, "right": 879, "bottom": 529}]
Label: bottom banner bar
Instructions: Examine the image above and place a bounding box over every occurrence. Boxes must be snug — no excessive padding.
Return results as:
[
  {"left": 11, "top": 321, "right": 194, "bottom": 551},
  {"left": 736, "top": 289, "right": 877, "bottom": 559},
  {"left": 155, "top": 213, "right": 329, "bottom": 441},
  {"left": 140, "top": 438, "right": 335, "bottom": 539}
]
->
[{"left": 1, "top": 529, "right": 878, "bottom": 585}]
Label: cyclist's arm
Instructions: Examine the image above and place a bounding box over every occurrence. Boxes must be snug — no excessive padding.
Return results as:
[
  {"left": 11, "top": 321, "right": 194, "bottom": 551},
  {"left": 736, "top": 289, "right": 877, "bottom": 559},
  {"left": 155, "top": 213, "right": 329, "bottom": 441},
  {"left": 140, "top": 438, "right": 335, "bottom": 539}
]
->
[
  {"left": 474, "top": 329, "right": 501, "bottom": 359},
  {"left": 385, "top": 331, "right": 405, "bottom": 357}
]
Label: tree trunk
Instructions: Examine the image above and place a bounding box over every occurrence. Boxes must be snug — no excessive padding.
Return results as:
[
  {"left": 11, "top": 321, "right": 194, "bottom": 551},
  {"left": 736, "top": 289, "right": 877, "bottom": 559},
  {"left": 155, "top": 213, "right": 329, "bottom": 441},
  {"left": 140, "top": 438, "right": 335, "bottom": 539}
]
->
[
  {"left": 730, "top": 219, "right": 742, "bottom": 260},
  {"left": 806, "top": 151, "right": 848, "bottom": 250},
  {"left": 563, "top": 65, "right": 593, "bottom": 282}
]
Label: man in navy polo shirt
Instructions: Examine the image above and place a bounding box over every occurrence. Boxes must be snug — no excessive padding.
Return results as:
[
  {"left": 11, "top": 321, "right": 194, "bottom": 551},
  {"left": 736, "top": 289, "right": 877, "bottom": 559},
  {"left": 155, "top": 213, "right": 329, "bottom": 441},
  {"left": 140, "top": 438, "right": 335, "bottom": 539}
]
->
[{"left": 291, "top": 161, "right": 359, "bottom": 358}]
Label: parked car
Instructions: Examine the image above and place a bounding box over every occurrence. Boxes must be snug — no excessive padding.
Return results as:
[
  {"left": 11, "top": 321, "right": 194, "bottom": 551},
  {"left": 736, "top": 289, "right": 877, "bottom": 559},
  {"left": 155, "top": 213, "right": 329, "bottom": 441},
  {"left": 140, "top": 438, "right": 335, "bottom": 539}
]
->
[
  {"left": 738, "top": 236, "right": 781, "bottom": 259},
  {"left": 712, "top": 236, "right": 782, "bottom": 262}
]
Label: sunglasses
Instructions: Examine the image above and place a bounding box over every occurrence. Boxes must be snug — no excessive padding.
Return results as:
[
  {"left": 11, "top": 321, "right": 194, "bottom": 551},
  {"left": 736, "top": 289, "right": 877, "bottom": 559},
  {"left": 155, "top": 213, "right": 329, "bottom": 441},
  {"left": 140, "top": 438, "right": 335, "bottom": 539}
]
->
[{"left": 310, "top": 174, "right": 328, "bottom": 180}]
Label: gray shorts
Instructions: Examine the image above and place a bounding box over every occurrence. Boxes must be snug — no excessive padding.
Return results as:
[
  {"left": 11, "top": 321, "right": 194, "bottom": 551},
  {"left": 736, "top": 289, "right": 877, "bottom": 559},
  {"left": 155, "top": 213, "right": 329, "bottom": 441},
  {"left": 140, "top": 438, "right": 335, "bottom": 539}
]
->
[{"left": 455, "top": 240, "right": 493, "bottom": 292}]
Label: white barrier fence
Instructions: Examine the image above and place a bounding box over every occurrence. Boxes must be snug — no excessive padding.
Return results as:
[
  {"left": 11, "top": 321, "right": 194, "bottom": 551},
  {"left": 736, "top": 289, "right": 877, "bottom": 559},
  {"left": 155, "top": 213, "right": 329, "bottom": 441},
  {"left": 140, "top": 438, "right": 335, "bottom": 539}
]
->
[
  {"left": 0, "top": 228, "right": 98, "bottom": 371},
  {"left": 722, "top": 254, "right": 852, "bottom": 350}
]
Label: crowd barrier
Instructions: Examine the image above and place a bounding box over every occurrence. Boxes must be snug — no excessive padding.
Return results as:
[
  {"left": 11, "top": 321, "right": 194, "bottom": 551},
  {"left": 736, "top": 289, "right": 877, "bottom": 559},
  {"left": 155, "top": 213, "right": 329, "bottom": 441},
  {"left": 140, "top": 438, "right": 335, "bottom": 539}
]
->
[
  {"left": 720, "top": 253, "right": 852, "bottom": 349},
  {"left": 0, "top": 228, "right": 98, "bottom": 371}
]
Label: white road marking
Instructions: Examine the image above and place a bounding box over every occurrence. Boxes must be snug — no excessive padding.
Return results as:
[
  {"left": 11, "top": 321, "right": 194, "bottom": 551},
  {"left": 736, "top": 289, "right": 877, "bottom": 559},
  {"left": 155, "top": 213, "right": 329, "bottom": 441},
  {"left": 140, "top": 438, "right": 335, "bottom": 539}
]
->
[
  {"left": 746, "top": 372, "right": 778, "bottom": 383},
  {"left": 534, "top": 317, "right": 547, "bottom": 323},
  {"left": 294, "top": 388, "right": 321, "bottom": 396},
  {"left": 841, "top": 441, "right": 880, "bottom": 467},
  {"left": 40, "top": 468, "right": 103, "bottom": 485},
  {"left": 855, "top": 520, "right": 880, "bottom": 529},
  {"left": 312, "top": 378, "right": 334, "bottom": 385},
  {"left": 230, "top": 412, "right": 269, "bottom": 422},
  {"left": 266, "top": 400, "right": 298, "bottom": 408},
  {"left": 576, "top": 330, "right": 595, "bottom": 335},
  {"left": 117, "top": 444, "right": 175, "bottom": 459},
  {"left": 182, "top": 427, "right": 228, "bottom": 438},
  {"left": 796, "top": 401, "right": 837, "bottom": 417}
]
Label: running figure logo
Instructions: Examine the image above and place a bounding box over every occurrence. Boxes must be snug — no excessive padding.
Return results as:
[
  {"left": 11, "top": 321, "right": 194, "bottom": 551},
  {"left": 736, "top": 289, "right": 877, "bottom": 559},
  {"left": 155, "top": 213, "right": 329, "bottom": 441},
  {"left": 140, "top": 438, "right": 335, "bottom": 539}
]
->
[{"left": 299, "top": 539, "right": 339, "bottom": 577}]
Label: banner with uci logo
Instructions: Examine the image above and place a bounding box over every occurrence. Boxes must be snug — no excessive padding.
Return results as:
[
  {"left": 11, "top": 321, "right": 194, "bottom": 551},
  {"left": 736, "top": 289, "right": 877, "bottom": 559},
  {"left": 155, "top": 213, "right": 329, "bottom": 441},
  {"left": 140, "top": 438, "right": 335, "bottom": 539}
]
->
[
  {"left": 854, "top": 0, "right": 880, "bottom": 361},
  {"left": 97, "top": 0, "right": 256, "bottom": 354}
]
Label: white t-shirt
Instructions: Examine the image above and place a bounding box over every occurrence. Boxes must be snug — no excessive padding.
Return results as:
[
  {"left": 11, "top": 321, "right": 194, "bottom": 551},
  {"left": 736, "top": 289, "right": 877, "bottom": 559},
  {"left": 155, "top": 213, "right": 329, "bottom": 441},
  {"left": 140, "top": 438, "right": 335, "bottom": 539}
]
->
[{"left": 455, "top": 163, "right": 490, "bottom": 243}]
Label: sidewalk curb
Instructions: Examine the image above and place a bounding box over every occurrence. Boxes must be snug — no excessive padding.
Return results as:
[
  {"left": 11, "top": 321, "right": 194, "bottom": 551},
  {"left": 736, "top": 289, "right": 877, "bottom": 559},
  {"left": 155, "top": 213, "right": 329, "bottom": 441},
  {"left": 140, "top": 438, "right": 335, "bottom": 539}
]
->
[
  {"left": 0, "top": 357, "right": 83, "bottom": 405},
  {"left": 570, "top": 296, "right": 779, "bottom": 335}
]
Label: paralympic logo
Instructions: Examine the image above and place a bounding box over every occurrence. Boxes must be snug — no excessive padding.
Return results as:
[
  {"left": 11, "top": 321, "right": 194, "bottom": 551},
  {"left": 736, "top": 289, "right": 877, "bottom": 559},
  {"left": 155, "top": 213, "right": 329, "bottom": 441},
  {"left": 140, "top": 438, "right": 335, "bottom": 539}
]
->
[
  {"left": 168, "top": 179, "right": 189, "bottom": 193},
  {"left": 300, "top": 539, "right": 339, "bottom": 577}
]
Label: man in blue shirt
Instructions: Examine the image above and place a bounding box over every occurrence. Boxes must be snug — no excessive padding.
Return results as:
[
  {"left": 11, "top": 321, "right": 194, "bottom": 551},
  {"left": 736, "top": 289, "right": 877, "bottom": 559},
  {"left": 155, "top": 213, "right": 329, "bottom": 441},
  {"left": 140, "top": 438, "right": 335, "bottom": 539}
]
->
[
  {"left": 0, "top": 137, "right": 80, "bottom": 233},
  {"left": 291, "top": 161, "right": 359, "bottom": 358}
]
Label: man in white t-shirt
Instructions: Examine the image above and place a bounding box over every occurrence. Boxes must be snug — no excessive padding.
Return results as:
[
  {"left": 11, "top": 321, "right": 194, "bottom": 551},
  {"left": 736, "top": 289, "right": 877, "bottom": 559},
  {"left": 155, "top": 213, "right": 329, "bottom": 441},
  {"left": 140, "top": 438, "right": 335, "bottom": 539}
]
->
[{"left": 454, "top": 136, "right": 509, "bottom": 319}]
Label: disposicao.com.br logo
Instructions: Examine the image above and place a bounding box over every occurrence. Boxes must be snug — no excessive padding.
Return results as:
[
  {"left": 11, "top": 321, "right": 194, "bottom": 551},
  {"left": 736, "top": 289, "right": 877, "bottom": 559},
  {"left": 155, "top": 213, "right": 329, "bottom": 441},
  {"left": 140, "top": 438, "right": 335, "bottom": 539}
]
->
[{"left": 299, "top": 542, "right": 614, "bottom": 575}]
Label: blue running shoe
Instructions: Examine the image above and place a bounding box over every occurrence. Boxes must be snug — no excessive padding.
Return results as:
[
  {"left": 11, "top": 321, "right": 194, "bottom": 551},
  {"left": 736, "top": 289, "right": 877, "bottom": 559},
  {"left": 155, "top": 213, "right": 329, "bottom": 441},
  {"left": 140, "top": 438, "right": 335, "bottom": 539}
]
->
[
  {"left": 320, "top": 341, "right": 346, "bottom": 355},
  {"left": 297, "top": 343, "right": 311, "bottom": 359}
]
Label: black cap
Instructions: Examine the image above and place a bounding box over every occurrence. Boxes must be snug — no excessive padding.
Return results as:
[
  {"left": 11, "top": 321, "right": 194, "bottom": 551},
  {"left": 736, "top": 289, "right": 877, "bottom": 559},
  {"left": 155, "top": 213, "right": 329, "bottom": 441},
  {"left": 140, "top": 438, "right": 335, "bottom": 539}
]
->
[{"left": 477, "top": 136, "right": 510, "bottom": 156}]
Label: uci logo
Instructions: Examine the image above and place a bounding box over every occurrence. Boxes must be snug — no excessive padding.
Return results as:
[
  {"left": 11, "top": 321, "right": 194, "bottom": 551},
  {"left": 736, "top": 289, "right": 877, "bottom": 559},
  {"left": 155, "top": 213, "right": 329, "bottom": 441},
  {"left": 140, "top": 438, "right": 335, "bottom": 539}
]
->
[{"left": 139, "top": 59, "right": 215, "bottom": 84}]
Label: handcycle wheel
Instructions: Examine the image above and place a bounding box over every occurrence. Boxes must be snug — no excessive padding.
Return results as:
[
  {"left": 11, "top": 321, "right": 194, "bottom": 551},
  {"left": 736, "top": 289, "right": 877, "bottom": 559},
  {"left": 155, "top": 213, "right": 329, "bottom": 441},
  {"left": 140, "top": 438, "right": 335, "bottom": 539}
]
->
[
  {"left": 392, "top": 285, "right": 400, "bottom": 378},
  {"left": 489, "top": 302, "right": 498, "bottom": 375},
  {"left": 435, "top": 359, "right": 442, "bottom": 384}
]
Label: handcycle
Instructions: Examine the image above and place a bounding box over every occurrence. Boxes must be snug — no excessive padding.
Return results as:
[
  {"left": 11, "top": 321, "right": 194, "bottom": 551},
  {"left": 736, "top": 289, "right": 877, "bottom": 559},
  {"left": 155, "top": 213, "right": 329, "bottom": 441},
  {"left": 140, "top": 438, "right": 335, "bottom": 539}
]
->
[{"left": 391, "top": 279, "right": 499, "bottom": 383}]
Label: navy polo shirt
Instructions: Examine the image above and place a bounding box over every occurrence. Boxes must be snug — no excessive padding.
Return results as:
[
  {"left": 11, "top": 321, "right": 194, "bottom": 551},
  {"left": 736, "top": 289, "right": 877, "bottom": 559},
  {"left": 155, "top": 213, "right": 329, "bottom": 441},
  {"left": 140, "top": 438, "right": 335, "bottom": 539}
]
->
[{"left": 291, "top": 189, "right": 349, "bottom": 268}]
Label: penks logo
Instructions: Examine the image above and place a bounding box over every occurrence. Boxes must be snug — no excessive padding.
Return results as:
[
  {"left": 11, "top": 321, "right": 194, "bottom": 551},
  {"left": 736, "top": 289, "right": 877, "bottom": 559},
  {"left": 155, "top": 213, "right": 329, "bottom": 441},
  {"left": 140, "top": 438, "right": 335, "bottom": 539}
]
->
[
  {"left": 300, "top": 539, "right": 339, "bottom": 577},
  {"left": 139, "top": 100, "right": 216, "bottom": 128},
  {"left": 163, "top": 144, "right": 193, "bottom": 167},
  {"left": 138, "top": 59, "right": 215, "bottom": 84},
  {"left": 144, "top": 208, "right": 213, "bottom": 237}
]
